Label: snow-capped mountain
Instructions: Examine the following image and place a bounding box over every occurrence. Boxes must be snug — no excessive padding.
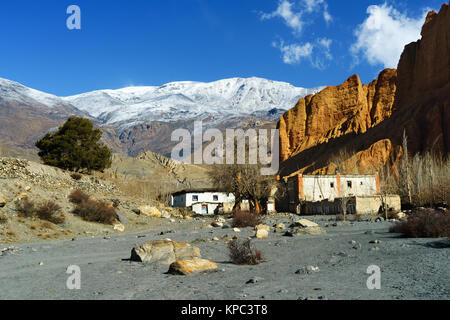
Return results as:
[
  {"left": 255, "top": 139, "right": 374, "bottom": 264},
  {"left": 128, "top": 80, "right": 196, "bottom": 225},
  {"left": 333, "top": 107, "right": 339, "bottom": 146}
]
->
[
  {"left": 63, "top": 77, "right": 324, "bottom": 127},
  {"left": 0, "top": 78, "right": 69, "bottom": 109},
  {"left": 0, "top": 76, "right": 324, "bottom": 156}
]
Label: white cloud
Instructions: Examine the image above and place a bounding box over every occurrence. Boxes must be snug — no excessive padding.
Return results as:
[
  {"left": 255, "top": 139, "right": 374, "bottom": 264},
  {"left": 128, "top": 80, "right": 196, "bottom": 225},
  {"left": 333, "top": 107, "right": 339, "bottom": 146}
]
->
[
  {"left": 273, "top": 38, "right": 332, "bottom": 68},
  {"left": 351, "top": 3, "right": 428, "bottom": 68},
  {"left": 273, "top": 41, "right": 313, "bottom": 64},
  {"left": 318, "top": 37, "right": 332, "bottom": 59},
  {"left": 261, "top": 0, "right": 333, "bottom": 67},
  {"left": 261, "top": 0, "right": 304, "bottom": 34},
  {"left": 261, "top": 0, "right": 332, "bottom": 35},
  {"left": 318, "top": 37, "right": 332, "bottom": 49},
  {"left": 323, "top": 2, "right": 332, "bottom": 24},
  {"left": 308, "top": 38, "right": 333, "bottom": 69},
  {"left": 303, "top": 0, "right": 324, "bottom": 13}
]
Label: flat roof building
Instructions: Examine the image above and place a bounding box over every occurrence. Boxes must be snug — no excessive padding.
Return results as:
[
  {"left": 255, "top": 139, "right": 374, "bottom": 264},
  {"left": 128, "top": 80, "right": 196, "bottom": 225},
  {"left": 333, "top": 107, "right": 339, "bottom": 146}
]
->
[{"left": 170, "top": 189, "right": 235, "bottom": 215}]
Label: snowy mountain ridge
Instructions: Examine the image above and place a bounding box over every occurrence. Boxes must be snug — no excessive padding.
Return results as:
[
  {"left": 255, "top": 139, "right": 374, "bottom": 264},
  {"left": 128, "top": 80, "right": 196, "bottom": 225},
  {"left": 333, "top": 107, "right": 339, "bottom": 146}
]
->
[
  {"left": 62, "top": 77, "right": 324, "bottom": 126},
  {"left": 0, "top": 76, "right": 324, "bottom": 128}
]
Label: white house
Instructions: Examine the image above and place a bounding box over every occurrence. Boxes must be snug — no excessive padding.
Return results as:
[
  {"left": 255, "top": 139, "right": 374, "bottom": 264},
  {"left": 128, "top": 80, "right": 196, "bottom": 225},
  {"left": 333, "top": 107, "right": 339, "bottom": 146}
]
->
[{"left": 170, "top": 189, "right": 235, "bottom": 215}]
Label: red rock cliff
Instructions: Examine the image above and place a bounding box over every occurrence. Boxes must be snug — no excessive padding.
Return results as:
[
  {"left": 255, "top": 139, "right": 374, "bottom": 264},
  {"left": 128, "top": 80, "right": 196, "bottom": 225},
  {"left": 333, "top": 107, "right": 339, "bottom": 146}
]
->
[
  {"left": 393, "top": 3, "right": 449, "bottom": 154},
  {"left": 279, "top": 69, "right": 397, "bottom": 163},
  {"left": 279, "top": 3, "right": 449, "bottom": 177}
]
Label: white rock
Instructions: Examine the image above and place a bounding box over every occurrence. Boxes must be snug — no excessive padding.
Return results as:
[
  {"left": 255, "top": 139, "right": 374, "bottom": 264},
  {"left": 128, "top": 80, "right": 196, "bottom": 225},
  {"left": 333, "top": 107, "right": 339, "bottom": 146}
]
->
[
  {"left": 256, "top": 229, "right": 269, "bottom": 239},
  {"left": 113, "top": 223, "right": 125, "bottom": 232}
]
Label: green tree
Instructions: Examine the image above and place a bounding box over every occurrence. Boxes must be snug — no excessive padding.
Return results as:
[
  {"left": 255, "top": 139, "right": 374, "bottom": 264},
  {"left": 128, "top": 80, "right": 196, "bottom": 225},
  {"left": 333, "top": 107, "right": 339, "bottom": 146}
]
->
[{"left": 35, "top": 117, "right": 112, "bottom": 173}]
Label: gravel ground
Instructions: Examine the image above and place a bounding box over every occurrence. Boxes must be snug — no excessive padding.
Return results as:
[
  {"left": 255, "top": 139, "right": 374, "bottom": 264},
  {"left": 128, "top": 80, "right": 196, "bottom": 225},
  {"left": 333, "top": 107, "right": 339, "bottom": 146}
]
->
[{"left": 0, "top": 215, "right": 449, "bottom": 300}]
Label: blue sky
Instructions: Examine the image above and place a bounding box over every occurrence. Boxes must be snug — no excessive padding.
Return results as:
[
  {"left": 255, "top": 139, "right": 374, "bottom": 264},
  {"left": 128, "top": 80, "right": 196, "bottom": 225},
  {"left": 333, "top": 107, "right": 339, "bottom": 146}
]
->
[{"left": 0, "top": 0, "right": 444, "bottom": 96}]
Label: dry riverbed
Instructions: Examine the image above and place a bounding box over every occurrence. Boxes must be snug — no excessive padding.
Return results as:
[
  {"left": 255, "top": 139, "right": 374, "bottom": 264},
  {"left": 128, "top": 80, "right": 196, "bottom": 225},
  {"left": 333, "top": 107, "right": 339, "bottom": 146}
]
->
[{"left": 0, "top": 214, "right": 449, "bottom": 300}]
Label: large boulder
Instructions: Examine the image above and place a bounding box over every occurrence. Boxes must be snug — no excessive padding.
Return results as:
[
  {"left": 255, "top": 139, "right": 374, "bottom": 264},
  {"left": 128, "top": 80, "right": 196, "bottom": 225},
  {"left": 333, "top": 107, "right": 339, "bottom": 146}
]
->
[
  {"left": 285, "top": 227, "right": 325, "bottom": 236},
  {"left": 256, "top": 229, "right": 269, "bottom": 239},
  {"left": 255, "top": 224, "right": 270, "bottom": 239},
  {"left": 168, "top": 259, "right": 218, "bottom": 275},
  {"left": 285, "top": 219, "right": 325, "bottom": 237},
  {"left": 211, "top": 221, "right": 223, "bottom": 228},
  {"left": 113, "top": 223, "right": 125, "bottom": 232},
  {"left": 291, "top": 219, "right": 319, "bottom": 228},
  {"left": 255, "top": 224, "right": 270, "bottom": 232},
  {"left": 274, "top": 223, "right": 286, "bottom": 231},
  {"left": 130, "top": 240, "right": 201, "bottom": 264},
  {"left": 139, "top": 205, "right": 162, "bottom": 218},
  {"left": 161, "top": 210, "right": 171, "bottom": 219},
  {"left": 0, "top": 192, "right": 7, "bottom": 207}
]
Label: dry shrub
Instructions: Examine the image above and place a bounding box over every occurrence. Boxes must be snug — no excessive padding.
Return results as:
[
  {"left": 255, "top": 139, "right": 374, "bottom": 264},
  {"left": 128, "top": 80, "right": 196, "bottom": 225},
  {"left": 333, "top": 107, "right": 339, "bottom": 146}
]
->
[
  {"left": 73, "top": 199, "right": 118, "bottom": 225},
  {"left": 390, "top": 209, "right": 450, "bottom": 238},
  {"left": 71, "top": 173, "right": 83, "bottom": 181},
  {"left": 68, "top": 189, "right": 90, "bottom": 204},
  {"left": 380, "top": 136, "right": 450, "bottom": 208},
  {"left": 156, "top": 191, "right": 171, "bottom": 204},
  {"left": 112, "top": 199, "right": 120, "bottom": 208},
  {"left": 6, "top": 229, "right": 16, "bottom": 237},
  {"left": 228, "top": 239, "right": 264, "bottom": 265},
  {"left": 40, "top": 233, "right": 53, "bottom": 240},
  {"left": 29, "top": 222, "right": 38, "bottom": 230},
  {"left": 15, "top": 199, "right": 36, "bottom": 218},
  {"left": 385, "top": 210, "right": 400, "bottom": 220},
  {"left": 231, "top": 211, "right": 263, "bottom": 228},
  {"left": 40, "top": 221, "right": 55, "bottom": 230},
  {"left": 178, "top": 207, "right": 195, "bottom": 218},
  {"left": 114, "top": 177, "right": 156, "bottom": 200},
  {"left": 36, "top": 201, "right": 65, "bottom": 224},
  {"left": 0, "top": 214, "right": 7, "bottom": 224}
]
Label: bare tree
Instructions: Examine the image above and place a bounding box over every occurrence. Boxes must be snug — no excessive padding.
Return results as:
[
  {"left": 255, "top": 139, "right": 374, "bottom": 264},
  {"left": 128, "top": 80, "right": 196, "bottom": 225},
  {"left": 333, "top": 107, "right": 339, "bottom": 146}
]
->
[
  {"left": 377, "top": 139, "right": 449, "bottom": 209},
  {"left": 399, "top": 131, "right": 412, "bottom": 204},
  {"left": 208, "top": 163, "right": 279, "bottom": 214},
  {"left": 329, "top": 147, "right": 358, "bottom": 175}
]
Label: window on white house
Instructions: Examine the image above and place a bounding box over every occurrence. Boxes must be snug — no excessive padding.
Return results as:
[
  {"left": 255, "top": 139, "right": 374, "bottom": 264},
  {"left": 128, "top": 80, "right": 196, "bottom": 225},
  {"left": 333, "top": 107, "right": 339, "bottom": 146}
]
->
[
  {"left": 330, "top": 182, "right": 334, "bottom": 188},
  {"left": 347, "top": 181, "right": 352, "bottom": 188},
  {"left": 213, "top": 195, "right": 219, "bottom": 201},
  {"left": 192, "top": 195, "right": 198, "bottom": 202}
]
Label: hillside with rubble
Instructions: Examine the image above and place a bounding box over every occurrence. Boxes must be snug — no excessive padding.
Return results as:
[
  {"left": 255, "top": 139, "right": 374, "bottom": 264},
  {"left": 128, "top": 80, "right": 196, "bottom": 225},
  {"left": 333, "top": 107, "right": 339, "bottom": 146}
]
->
[{"left": 0, "top": 157, "right": 207, "bottom": 244}]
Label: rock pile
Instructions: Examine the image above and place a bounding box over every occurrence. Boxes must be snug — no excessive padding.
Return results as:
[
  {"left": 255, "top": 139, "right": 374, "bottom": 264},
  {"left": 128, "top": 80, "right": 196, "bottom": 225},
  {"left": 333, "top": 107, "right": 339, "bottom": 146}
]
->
[{"left": 0, "top": 157, "right": 117, "bottom": 194}]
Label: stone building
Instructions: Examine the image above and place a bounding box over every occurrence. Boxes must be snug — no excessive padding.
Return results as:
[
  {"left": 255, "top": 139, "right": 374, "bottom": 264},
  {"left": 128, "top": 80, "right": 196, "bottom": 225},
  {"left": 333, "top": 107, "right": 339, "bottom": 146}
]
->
[{"left": 283, "top": 173, "right": 401, "bottom": 215}]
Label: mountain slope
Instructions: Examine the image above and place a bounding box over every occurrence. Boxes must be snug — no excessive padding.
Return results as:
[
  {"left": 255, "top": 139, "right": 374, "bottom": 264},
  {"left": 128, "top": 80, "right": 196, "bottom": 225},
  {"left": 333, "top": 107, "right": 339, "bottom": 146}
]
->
[{"left": 0, "top": 78, "right": 90, "bottom": 151}]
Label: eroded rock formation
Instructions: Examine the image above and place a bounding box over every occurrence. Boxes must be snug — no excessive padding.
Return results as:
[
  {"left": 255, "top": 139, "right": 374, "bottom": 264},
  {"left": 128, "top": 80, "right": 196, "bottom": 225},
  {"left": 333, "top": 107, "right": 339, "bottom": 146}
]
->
[
  {"left": 279, "top": 3, "right": 449, "bottom": 176},
  {"left": 279, "top": 69, "right": 397, "bottom": 163}
]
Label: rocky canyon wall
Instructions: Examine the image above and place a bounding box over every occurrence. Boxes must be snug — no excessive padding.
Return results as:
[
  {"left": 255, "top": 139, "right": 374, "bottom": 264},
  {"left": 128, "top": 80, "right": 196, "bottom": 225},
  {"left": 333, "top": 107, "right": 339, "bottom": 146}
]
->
[{"left": 279, "top": 3, "right": 449, "bottom": 177}]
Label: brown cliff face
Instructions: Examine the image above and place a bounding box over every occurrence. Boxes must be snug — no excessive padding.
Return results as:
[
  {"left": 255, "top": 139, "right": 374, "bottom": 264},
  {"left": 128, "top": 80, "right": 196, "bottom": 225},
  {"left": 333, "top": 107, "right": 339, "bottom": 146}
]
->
[
  {"left": 279, "top": 68, "right": 397, "bottom": 163},
  {"left": 279, "top": 3, "right": 449, "bottom": 176},
  {"left": 393, "top": 3, "right": 449, "bottom": 154}
]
